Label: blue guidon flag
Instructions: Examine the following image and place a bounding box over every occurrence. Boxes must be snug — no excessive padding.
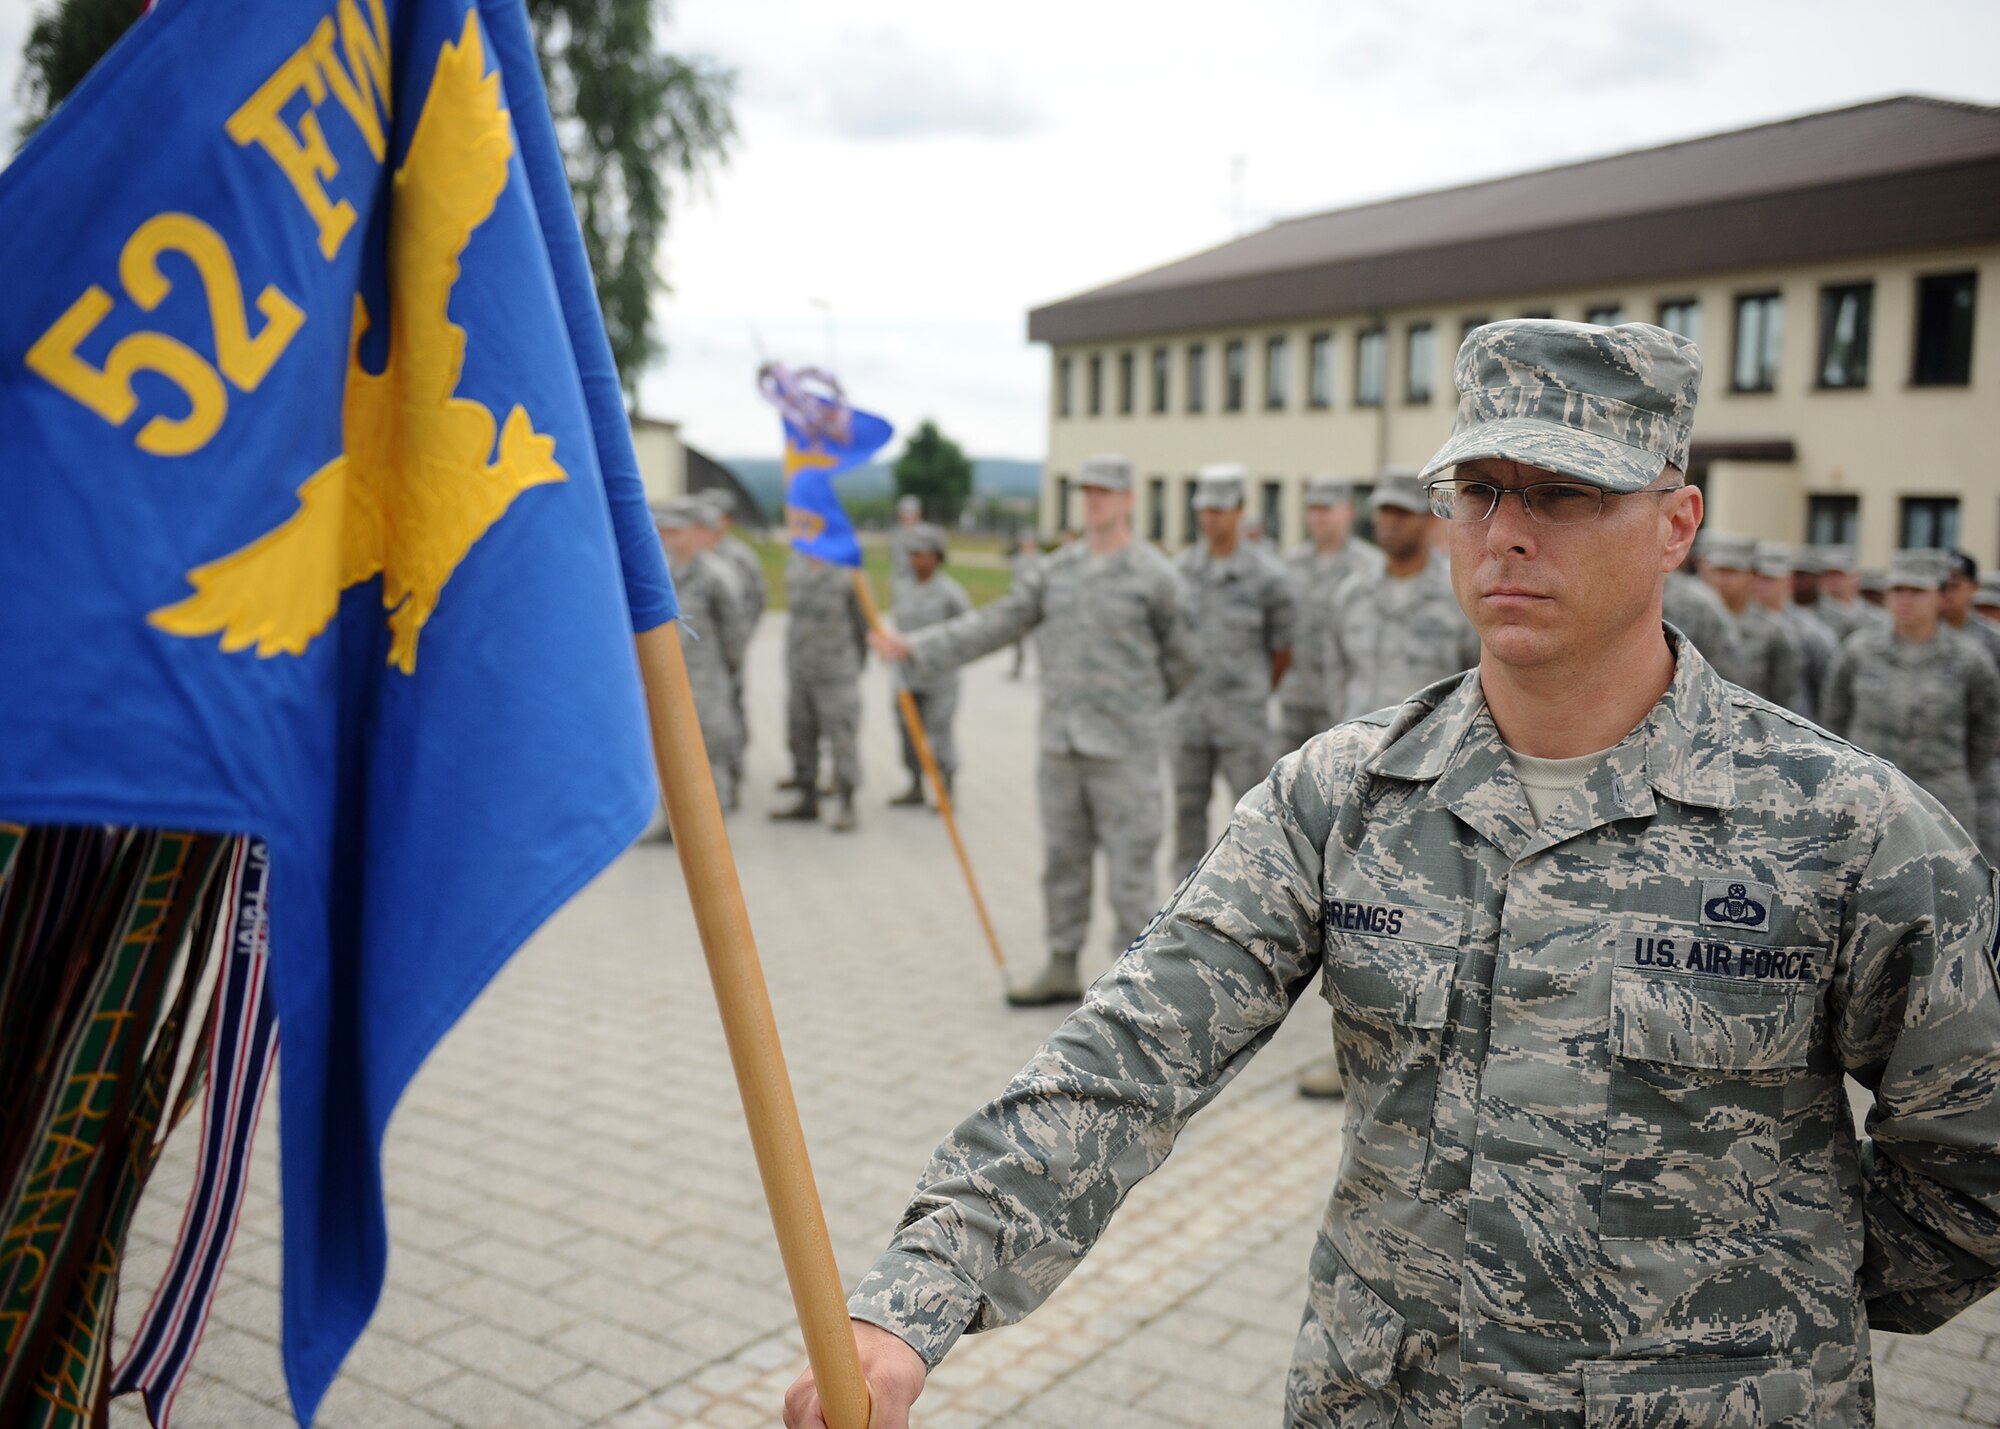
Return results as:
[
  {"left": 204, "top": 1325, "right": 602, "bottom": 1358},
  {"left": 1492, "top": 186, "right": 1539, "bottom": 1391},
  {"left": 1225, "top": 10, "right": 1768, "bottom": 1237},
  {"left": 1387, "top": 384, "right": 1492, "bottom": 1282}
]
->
[
  {"left": 0, "top": 0, "right": 675, "bottom": 1419},
  {"left": 759, "top": 361, "right": 893, "bottom": 567}
]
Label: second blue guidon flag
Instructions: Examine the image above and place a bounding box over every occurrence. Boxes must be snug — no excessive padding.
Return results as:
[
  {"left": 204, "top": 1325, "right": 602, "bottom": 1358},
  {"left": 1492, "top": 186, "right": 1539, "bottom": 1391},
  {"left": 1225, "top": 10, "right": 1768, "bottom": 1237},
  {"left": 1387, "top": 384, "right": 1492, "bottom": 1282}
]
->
[
  {"left": 0, "top": 0, "right": 676, "bottom": 1420},
  {"left": 759, "top": 362, "right": 892, "bottom": 566}
]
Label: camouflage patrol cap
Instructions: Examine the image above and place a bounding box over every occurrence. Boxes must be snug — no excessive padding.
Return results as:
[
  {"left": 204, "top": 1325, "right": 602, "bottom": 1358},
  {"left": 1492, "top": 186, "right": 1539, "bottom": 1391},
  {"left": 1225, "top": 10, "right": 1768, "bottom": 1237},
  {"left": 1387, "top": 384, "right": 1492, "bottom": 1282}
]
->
[
  {"left": 1818, "top": 544, "right": 1858, "bottom": 573},
  {"left": 908, "top": 522, "right": 948, "bottom": 557},
  {"left": 1858, "top": 569, "right": 1889, "bottom": 595},
  {"left": 1303, "top": 475, "right": 1355, "bottom": 507},
  {"left": 1889, "top": 548, "right": 1949, "bottom": 590},
  {"left": 1193, "top": 462, "right": 1247, "bottom": 509},
  {"left": 1702, "top": 533, "right": 1758, "bottom": 572},
  {"left": 1077, "top": 453, "right": 1134, "bottom": 491},
  {"left": 1419, "top": 319, "right": 1701, "bottom": 494},
  {"left": 651, "top": 497, "right": 705, "bottom": 530},
  {"left": 1755, "top": 542, "right": 1795, "bottom": 579},
  {"left": 1369, "top": 470, "right": 1429, "bottom": 514}
]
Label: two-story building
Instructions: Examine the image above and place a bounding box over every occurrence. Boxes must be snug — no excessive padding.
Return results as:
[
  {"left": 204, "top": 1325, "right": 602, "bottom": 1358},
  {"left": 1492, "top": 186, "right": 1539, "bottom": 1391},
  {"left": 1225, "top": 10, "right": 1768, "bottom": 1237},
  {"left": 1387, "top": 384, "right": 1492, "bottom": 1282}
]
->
[{"left": 1029, "top": 96, "right": 2000, "bottom": 566}]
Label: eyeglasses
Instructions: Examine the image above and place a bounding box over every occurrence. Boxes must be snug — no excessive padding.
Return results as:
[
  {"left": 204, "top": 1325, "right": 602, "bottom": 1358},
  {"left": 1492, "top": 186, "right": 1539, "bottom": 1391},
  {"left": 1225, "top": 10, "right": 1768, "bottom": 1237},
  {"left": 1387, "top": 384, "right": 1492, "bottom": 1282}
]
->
[{"left": 1423, "top": 479, "right": 1681, "bottom": 526}]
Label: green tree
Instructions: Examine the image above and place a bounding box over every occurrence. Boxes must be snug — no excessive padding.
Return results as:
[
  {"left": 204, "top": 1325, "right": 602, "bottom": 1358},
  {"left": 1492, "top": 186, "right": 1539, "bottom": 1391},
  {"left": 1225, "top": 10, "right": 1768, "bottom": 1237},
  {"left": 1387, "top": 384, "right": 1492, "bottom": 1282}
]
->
[
  {"left": 13, "top": 0, "right": 734, "bottom": 397},
  {"left": 893, "top": 420, "right": 975, "bottom": 526}
]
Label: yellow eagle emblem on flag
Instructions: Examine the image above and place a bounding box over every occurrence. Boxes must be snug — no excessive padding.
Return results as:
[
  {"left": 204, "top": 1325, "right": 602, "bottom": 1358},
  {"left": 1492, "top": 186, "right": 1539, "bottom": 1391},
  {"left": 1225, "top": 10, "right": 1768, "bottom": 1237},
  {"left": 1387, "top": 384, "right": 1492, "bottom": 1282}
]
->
[{"left": 150, "top": 13, "right": 564, "bottom": 674}]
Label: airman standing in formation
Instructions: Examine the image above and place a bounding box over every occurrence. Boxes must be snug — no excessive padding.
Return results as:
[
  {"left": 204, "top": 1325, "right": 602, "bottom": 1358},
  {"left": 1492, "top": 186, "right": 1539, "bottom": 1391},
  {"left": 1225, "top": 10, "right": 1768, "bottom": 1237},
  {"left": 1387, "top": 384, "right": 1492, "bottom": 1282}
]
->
[
  {"left": 1755, "top": 543, "right": 1834, "bottom": 718},
  {"left": 694, "top": 490, "right": 767, "bottom": 807},
  {"left": 887, "top": 493, "right": 924, "bottom": 591},
  {"left": 1700, "top": 534, "right": 1805, "bottom": 708},
  {"left": 789, "top": 318, "right": 2000, "bottom": 1429},
  {"left": 772, "top": 551, "right": 870, "bottom": 832},
  {"left": 1321, "top": 471, "right": 1479, "bottom": 724},
  {"left": 1168, "top": 464, "right": 1296, "bottom": 877},
  {"left": 885, "top": 524, "right": 972, "bottom": 808},
  {"left": 654, "top": 499, "right": 749, "bottom": 817},
  {"left": 1274, "top": 477, "right": 1383, "bottom": 755},
  {"left": 1823, "top": 547, "right": 2000, "bottom": 842},
  {"left": 1939, "top": 551, "right": 2000, "bottom": 856},
  {"left": 868, "top": 454, "right": 1196, "bottom": 1006},
  {"left": 1812, "top": 545, "right": 1886, "bottom": 641},
  {"left": 1660, "top": 548, "right": 1733, "bottom": 662}
]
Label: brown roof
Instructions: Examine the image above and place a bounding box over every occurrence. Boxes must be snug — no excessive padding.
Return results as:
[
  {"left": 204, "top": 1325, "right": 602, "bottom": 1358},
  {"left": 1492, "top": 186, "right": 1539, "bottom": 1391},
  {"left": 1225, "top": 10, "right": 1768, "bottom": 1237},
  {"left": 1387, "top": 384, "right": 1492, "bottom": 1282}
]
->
[{"left": 1028, "top": 97, "right": 2000, "bottom": 346}]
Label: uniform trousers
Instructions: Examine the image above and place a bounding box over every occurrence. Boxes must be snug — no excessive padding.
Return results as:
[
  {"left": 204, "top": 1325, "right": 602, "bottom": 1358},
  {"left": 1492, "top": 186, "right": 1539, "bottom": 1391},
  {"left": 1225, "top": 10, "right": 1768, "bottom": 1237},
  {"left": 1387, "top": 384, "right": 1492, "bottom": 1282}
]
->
[
  {"left": 1274, "top": 701, "right": 1330, "bottom": 758},
  {"left": 896, "top": 685, "right": 958, "bottom": 782},
  {"left": 1169, "top": 729, "right": 1270, "bottom": 876},
  {"left": 1037, "top": 750, "right": 1163, "bottom": 960},
  {"left": 787, "top": 675, "right": 862, "bottom": 792}
]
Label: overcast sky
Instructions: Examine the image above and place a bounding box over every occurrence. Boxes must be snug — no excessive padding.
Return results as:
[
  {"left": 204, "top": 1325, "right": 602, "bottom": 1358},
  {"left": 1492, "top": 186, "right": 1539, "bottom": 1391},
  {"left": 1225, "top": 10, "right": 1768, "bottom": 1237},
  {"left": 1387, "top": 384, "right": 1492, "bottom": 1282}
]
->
[{"left": 4, "top": 0, "right": 1997, "bottom": 458}]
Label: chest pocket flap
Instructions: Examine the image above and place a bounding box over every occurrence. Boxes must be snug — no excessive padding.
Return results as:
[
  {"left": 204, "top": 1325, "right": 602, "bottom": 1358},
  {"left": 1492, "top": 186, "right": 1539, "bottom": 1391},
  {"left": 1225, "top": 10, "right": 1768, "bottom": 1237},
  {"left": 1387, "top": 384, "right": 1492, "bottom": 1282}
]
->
[{"left": 1611, "top": 957, "right": 1820, "bottom": 1072}]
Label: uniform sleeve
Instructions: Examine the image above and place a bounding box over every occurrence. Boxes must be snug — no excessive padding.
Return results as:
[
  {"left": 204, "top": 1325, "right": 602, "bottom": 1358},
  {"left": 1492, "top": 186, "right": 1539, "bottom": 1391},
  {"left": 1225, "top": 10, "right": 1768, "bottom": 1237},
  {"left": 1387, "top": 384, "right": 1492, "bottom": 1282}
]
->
[
  {"left": 713, "top": 569, "right": 751, "bottom": 671},
  {"left": 1151, "top": 567, "right": 1199, "bottom": 700},
  {"left": 1831, "top": 775, "right": 2000, "bottom": 1333},
  {"left": 847, "top": 579, "right": 872, "bottom": 662},
  {"left": 846, "top": 742, "right": 1347, "bottom": 1365},
  {"left": 905, "top": 564, "right": 1045, "bottom": 676}
]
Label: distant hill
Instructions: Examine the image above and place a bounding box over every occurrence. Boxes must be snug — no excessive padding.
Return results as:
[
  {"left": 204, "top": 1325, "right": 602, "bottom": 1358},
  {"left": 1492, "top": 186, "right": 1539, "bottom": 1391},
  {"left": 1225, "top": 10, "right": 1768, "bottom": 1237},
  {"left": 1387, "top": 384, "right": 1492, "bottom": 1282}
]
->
[{"left": 724, "top": 457, "right": 1042, "bottom": 516}]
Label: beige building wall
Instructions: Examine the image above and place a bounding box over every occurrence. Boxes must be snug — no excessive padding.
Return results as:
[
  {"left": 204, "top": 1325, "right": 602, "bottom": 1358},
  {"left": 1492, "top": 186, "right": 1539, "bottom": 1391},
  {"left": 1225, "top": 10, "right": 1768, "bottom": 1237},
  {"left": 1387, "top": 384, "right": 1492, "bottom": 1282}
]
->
[
  {"left": 631, "top": 416, "right": 685, "bottom": 506},
  {"left": 1042, "top": 244, "right": 1997, "bottom": 568}
]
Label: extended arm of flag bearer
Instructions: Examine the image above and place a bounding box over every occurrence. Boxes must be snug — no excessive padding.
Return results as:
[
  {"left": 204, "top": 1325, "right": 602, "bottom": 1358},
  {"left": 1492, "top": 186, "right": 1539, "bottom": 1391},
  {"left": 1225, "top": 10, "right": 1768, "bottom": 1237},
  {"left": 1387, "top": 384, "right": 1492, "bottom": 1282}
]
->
[
  {"left": 873, "top": 564, "right": 1049, "bottom": 678},
  {"left": 1831, "top": 776, "right": 2000, "bottom": 1332},
  {"left": 844, "top": 739, "right": 1341, "bottom": 1365}
]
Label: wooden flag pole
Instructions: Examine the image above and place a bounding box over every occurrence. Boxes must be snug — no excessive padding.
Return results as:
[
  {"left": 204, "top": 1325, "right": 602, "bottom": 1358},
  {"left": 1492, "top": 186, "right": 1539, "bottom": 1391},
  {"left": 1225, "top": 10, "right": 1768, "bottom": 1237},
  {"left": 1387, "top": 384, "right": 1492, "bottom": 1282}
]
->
[
  {"left": 850, "top": 568, "right": 1007, "bottom": 972},
  {"left": 634, "top": 622, "right": 872, "bottom": 1429}
]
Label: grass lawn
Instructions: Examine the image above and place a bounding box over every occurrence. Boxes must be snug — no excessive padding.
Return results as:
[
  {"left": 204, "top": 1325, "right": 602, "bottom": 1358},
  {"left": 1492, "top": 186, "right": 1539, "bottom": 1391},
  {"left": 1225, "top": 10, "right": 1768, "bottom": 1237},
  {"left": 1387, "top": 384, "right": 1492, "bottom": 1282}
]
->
[{"left": 748, "top": 532, "right": 1021, "bottom": 612}]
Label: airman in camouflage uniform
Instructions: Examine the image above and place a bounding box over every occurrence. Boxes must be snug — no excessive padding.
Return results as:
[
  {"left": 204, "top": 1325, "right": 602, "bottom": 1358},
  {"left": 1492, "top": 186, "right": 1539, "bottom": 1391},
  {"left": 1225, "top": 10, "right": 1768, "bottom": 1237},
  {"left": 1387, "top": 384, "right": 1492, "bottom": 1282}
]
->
[
  {"left": 873, "top": 455, "right": 1194, "bottom": 1005},
  {"left": 1660, "top": 558, "right": 1732, "bottom": 662},
  {"left": 1275, "top": 476, "right": 1384, "bottom": 754},
  {"left": 888, "top": 493, "right": 924, "bottom": 594},
  {"left": 654, "top": 500, "right": 749, "bottom": 812},
  {"left": 886, "top": 524, "right": 973, "bottom": 807},
  {"left": 692, "top": 491, "right": 767, "bottom": 807},
  {"left": 1814, "top": 545, "right": 1886, "bottom": 642},
  {"left": 1938, "top": 551, "right": 2000, "bottom": 856},
  {"left": 786, "top": 320, "right": 2000, "bottom": 1429},
  {"left": 1755, "top": 543, "right": 1836, "bottom": 719},
  {"left": 1824, "top": 548, "right": 2000, "bottom": 848},
  {"left": 1701, "top": 534, "right": 1806, "bottom": 707},
  {"left": 772, "top": 551, "right": 870, "bottom": 832},
  {"left": 1171, "top": 464, "right": 1297, "bottom": 876}
]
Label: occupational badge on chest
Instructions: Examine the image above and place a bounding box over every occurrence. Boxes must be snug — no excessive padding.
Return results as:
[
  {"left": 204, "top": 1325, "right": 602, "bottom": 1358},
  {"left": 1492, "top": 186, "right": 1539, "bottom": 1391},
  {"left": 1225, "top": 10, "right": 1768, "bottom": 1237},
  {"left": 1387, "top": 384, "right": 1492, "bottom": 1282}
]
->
[{"left": 1700, "top": 877, "right": 1774, "bottom": 933}]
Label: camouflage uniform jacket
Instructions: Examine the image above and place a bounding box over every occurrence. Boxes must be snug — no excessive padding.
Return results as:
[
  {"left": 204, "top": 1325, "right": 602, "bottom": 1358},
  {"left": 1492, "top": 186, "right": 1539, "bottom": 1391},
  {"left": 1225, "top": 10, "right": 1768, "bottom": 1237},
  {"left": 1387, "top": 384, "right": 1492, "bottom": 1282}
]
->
[
  {"left": 1322, "top": 553, "right": 1480, "bottom": 723},
  {"left": 904, "top": 540, "right": 1196, "bottom": 759},
  {"left": 1822, "top": 624, "right": 2000, "bottom": 832},
  {"left": 1172, "top": 541, "right": 1297, "bottom": 743},
  {"left": 1277, "top": 539, "right": 1385, "bottom": 716},
  {"left": 1709, "top": 603, "right": 1803, "bottom": 709},
  {"left": 890, "top": 573, "right": 972, "bottom": 697},
  {"left": 670, "top": 551, "right": 749, "bottom": 699},
  {"left": 783, "top": 552, "right": 868, "bottom": 681},
  {"left": 849, "top": 636, "right": 2000, "bottom": 1427},
  {"left": 717, "top": 534, "right": 768, "bottom": 626}
]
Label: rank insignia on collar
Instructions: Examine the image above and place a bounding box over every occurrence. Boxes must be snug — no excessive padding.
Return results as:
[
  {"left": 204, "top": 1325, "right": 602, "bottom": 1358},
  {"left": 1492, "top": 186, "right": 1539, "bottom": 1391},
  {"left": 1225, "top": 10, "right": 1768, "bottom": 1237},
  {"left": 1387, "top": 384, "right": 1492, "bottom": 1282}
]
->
[{"left": 1701, "top": 878, "right": 1774, "bottom": 933}]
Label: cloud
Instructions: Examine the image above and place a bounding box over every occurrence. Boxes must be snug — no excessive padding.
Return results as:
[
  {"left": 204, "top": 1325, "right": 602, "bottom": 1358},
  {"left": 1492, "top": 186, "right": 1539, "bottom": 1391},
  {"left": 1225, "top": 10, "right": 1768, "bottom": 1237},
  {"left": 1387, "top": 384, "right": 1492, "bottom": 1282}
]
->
[{"left": 758, "top": 29, "right": 1042, "bottom": 140}]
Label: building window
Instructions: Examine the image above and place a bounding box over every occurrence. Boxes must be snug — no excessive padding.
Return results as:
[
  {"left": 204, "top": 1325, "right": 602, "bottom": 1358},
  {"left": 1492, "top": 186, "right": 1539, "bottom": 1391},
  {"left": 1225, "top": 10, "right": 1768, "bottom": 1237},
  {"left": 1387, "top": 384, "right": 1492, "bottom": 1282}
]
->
[
  {"left": 1405, "top": 321, "right": 1435, "bottom": 403},
  {"left": 1087, "top": 354, "right": 1103, "bottom": 415},
  {"left": 1151, "top": 347, "right": 1170, "bottom": 413},
  {"left": 1732, "top": 292, "right": 1783, "bottom": 392},
  {"left": 1356, "top": 326, "right": 1386, "bottom": 406},
  {"left": 1260, "top": 480, "right": 1283, "bottom": 544},
  {"left": 1816, "top": 283, "right": 1873, "bottom": 389},
  {"left": 1657, "top": 298, "right": 1701, "bottom": 347},
  {"left": 1224, "top": 339, "right": 1246, "bottom": 412},
  {"left": 1183, "top": 479, "right": 1199, "bottom": 545},
  {"left": 1901, "top": 496, "right": 1960, "bottom": 550},
  {"left": 1147, "top": 477, "right": 1166, "bottom": 541},
  {"left": 1584, "top": 303, "right": 1625, "bottom": 326},
  {"left": 1265, "top": 335, "right": 1289, "bottom": 410},
  {"left": 1056, "top": 356, "right": 1072, "bottom": 417},
  {"left": 1807, "top": 495, "right": 1860, "bottom": 548},
  {"left": 1186, "top": 344, "right": 1207, "bottom": 413},
  {"left": 1307, "top": 332, "right": 1332, "bottom": 409},
  {"left": 1116, "top": 350, "right": 1135, "bottom": 414},
  {"left": 1913, "top": 271, "right": 1978, "bottom": 387},
  {"left": 1054, "top": 475, "right": 1071, "bottom": 532}
]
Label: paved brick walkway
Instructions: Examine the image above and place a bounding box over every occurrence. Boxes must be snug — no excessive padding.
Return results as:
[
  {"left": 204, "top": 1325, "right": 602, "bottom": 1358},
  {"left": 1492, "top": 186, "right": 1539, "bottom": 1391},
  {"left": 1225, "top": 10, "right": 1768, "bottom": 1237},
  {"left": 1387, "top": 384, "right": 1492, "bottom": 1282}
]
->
[{"left": 112, "top": 617, "right": 2000, "bottom": 1427}]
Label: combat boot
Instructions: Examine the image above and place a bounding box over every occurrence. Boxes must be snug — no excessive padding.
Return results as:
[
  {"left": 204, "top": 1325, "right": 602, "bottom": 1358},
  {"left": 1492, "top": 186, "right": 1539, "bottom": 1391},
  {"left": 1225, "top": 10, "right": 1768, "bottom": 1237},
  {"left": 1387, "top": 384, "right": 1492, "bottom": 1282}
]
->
[
  {"left": 889, "top": 780, "right": 926, "bottom": 808},
  {"left": 775, "top": 773, "right": 806, "bottom": 791},
  {"left": 1296, "top": 1054, "right": 1345, "bottom": 1099},
  {"left": 1005, "top": 954, "right": 1082, "bottom": 1007},
  {"left": 829, "top": 789, "right": 858, "bottom": 833},
  {"left": 769, "top": 792, "right": 819, "bottom": 822}
]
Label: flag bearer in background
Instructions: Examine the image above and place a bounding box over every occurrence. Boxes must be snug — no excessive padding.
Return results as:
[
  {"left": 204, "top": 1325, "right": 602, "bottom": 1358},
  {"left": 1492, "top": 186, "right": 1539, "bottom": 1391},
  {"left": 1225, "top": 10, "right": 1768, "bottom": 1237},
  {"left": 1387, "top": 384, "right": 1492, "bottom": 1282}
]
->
[
  {"left": 886, "top": 525, "right": 972, "bottom": 808},
  {"left": 773, "top": 551, "right": 871, "bottom": 832},
  {"left": 657, "top": 500, "right": 749, "bottom": 816}
]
